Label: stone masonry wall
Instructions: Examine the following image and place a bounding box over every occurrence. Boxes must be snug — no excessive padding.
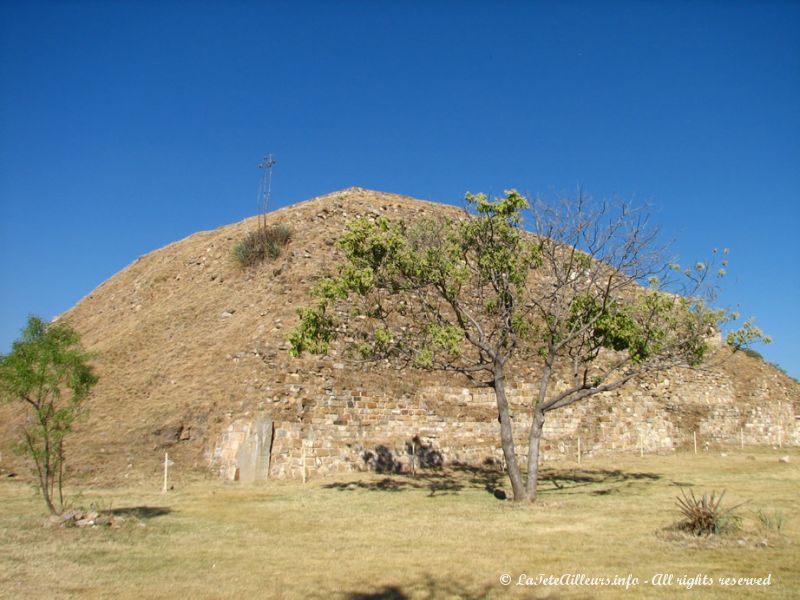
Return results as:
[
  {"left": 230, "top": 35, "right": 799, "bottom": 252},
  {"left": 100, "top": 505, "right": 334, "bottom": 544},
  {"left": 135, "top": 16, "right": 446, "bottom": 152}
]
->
[{"left": 209, "top": 363, "right": 799, "bottom": 482}]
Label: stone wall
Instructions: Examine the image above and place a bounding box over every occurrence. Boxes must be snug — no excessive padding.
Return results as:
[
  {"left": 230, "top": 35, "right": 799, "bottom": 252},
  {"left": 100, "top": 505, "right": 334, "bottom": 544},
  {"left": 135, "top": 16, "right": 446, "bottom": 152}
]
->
[{"left": 209, "top": 362, "right": 799, "bottom": 481}]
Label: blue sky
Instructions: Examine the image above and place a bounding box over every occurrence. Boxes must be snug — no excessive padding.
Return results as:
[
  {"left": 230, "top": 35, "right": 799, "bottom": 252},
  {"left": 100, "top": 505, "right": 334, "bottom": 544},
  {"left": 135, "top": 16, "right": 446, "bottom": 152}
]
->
[{"left": 1, "top": 1, "right": 798, "bottom": 376}]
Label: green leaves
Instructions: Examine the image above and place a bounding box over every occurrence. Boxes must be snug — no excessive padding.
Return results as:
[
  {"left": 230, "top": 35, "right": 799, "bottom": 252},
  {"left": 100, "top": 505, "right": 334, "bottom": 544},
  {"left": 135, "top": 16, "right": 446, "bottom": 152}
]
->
[
  {"left": 726, "top": 318, "right": 771, "bottom": 351},
  {"left": 466, "top": 189, "right": 528, "bottom": 222},
  {"left": 424, "top": 323, "right": 464, "bottom": 356},
  {"left": 288, "top": 306, "right": 338, "bottom": 357},
  {"left": 288, "top": 190, "right": 540, "bottom": 374},
  {"left": 566, "top": 292, "right": 653, "bottom": 363},
  {"left": 462, "top": 191, "right": 539, "bottom": 290},
  {"left": 0, "top": 316, "right": 96, "bottom": 408}
]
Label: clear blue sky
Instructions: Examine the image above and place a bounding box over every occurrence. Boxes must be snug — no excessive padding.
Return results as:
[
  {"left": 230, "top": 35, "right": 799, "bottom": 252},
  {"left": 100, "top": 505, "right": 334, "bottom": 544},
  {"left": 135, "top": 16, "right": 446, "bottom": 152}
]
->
[{"left": 1, "top": 1, "right": 798, "bottom": 376}]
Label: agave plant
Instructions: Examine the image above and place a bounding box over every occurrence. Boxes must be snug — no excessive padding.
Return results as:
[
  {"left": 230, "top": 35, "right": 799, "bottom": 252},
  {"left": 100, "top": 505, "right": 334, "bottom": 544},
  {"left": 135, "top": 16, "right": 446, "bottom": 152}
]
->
[{"left": 675, "top": 489, "right": 743, "bottom": 536}]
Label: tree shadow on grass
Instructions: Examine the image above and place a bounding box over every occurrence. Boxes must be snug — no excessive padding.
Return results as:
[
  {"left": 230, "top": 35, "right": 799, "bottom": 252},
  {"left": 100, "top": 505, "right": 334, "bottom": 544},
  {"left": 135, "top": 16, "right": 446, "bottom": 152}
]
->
[
  {"left": 346, "top": 585, "right": 568, "bottom": 600},
  {"left": 343, "top": 576, "right": 570, "bottom": 600},
  {"left": 450, "top": 461, "right": 507, "bottom": 498},
  {"left": 103, "top": 506, "right": 172, "bottom": 520},
  {"left": 324, "top": 464, "right": 661, "bottom": 500},
  {"left": 323, "top": 461, "right": 509, "bottom": 499},
  {"left": 346, "top": 587, "right": 407, "bottom": 600},
  {"left": 539, "top": 468, "right": 661, "bottom": 496},
  {"left": 344, "top": 575, "right": 494, "bottom": 600},
  {"left": 324, "top": 472, "right": 464, "bottom": 497}
]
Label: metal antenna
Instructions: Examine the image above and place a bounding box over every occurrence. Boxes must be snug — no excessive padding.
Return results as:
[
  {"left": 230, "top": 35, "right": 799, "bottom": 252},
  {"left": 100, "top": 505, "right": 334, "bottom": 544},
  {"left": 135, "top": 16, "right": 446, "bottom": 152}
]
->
[{"left": 257, "top": 154, "right": 277, "bottom": 232}]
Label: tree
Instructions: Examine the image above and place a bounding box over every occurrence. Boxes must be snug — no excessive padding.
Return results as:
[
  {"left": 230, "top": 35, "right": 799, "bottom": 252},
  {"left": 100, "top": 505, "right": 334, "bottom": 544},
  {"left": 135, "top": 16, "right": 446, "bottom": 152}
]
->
[
  {"left": 0, "top": 316, "right": 97, "bottom": 514},
  {"left": 289, "top": 191, "right": 767, "bottom": 502}
]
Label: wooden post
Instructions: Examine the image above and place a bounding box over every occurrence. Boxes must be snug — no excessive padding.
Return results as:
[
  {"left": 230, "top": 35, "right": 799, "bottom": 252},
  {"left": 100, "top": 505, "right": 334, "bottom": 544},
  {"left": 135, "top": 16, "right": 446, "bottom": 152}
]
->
[
  {"left": 162, "top": 452, "right": 169, "bottom": 493},
  {"left": 778, "top": 428, "right": 783, "bottom": 449},
  {"left": 693, "top": 431, "right": 697, "bottom": 455},
  {"left": 639, "top": 433, "right": 644, "bottom": 458},
  {"left": 740, "top": 428, "right": 744, "bottom": 451},
  {"left": 577, "top": 438, "right": 582, "bottom": 465}
]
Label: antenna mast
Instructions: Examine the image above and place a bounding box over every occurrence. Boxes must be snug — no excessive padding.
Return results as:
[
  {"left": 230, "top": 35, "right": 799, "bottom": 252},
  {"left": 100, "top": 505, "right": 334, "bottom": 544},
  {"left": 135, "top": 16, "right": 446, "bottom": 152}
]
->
[{"left": 257, "top": 153, "right": 277, "bottom": 232}]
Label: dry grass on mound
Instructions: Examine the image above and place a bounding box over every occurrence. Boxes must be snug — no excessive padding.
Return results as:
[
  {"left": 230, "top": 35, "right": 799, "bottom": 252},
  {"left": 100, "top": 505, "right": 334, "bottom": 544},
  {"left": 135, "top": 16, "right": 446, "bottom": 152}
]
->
[{"left": 1, "top": 447, "right": 798, "bottom": 599}]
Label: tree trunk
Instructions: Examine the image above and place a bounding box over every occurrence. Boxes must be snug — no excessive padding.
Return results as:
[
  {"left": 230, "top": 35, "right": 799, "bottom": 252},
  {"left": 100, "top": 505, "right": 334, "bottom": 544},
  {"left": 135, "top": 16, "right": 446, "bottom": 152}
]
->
[
  {"left": 40, "top": 461, "right": 57, "bottom": 515},
  {"left": 36, "top": 466, "right": 57, "bottom": 515},
  {"left": 524, "top": 408, "right": 546, "bottom": 501},
  {"left": 493, "top": 365, "right": 526, "bottom": 500},
  {"left": 57, "top": 440, "right": 65, "bottom": 512},
  {"left": 43, "top": 489, "right": 58, "bottom": 515},
  {"left": 27, "top": 435, "right": 55, "bottom": 514}
]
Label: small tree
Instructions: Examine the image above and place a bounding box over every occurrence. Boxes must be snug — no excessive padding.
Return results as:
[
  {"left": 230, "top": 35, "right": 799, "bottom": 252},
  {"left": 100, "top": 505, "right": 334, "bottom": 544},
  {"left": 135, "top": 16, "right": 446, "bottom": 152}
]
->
[
  {"left": 0, "top": 316, "right": 97, "bottom": 514},
  {"left": 289, "top": 191, "right": 767, "bottom": 502}
]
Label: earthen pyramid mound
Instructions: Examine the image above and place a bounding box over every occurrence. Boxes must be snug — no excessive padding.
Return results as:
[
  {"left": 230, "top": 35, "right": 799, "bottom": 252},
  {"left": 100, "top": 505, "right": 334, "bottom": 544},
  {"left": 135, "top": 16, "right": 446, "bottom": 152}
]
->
[{"left": 1, "top": 188, "right": 797, "bottom": 485}]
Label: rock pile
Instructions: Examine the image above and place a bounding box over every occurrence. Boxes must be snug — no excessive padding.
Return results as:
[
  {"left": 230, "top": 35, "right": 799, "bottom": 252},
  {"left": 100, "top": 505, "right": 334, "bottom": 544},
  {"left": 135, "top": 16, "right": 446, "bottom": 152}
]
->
[{"left": 43, "top": 509, "right": 129, "bottom": 529}]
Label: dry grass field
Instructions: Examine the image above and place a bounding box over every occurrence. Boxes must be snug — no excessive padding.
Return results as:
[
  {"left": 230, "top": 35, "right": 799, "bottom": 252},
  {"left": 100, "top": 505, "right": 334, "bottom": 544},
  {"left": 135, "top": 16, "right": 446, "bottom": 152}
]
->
[{"left": 1, "top": 447, "right": 798, "bottom": 599}]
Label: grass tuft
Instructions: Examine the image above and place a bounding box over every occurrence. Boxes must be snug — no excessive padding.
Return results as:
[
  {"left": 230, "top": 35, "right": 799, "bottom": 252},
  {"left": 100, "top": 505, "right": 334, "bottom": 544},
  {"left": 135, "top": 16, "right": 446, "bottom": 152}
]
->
[
  {"left": 233, "top": 224, "right": 291, "bottom": 267},
  {"left": 756, "top": 509, "right": 785, "bottom": 531}
]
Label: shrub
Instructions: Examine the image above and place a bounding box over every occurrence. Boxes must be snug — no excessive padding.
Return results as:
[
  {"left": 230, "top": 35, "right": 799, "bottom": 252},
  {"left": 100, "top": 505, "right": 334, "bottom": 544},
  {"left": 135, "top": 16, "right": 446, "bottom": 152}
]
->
[
  {"left": 675, "top": 489, "right": 742, "bottom": 536},
  {"left": 233, "top": 225, "right": 292, "bottom": 267}
]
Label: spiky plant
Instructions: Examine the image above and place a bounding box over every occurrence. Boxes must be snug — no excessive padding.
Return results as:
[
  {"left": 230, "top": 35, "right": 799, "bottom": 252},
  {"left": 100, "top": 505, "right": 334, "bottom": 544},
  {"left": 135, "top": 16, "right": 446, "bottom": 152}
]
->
[{"left": 675, "top": 489, "right": 742, "bottom": 536}]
